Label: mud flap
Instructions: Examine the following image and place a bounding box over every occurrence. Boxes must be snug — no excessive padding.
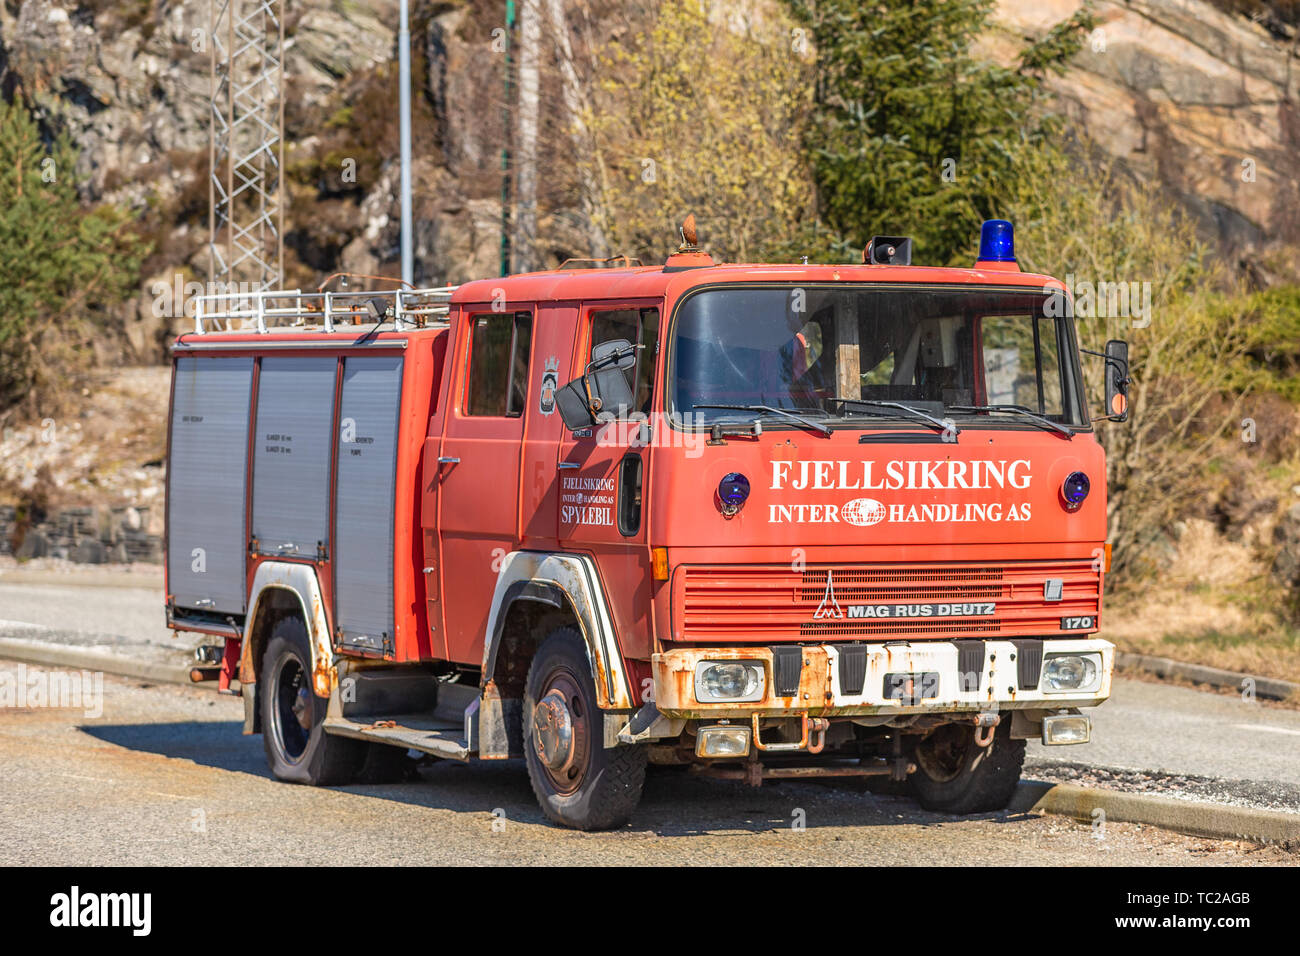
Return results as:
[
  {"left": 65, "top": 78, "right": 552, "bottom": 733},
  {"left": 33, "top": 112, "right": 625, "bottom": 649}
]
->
[
  {"left": 479, "top": 682, "right": 524, "bottom": 759},
  {"left": 242, "top": 682, "right": 258, "bottom": 735}
]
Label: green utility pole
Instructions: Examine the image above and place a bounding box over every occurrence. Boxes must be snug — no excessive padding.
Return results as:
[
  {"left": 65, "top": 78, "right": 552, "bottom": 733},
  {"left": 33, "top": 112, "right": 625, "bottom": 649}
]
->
[{"left": 500, "top": 0, "right": 516, "bottom": 277}]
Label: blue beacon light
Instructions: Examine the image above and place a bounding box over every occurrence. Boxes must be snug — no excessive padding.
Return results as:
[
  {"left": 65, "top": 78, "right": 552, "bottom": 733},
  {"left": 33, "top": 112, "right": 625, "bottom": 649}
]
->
[
  {"left": 978, "top": 219, "right": 1017, "bottom": 262},
  {"left": 717, "top": 473, "right": 751, "bottom": 517},
  {"left": 1061, "top": 471, "right": 1090, "bottom": 510}
]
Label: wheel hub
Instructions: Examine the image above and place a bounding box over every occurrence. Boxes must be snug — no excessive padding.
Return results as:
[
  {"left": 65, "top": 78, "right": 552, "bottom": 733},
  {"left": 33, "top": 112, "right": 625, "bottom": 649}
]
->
[
  {"left": 292, "top": 685, "right": 313, "bottom": 732},
  {"left": 531, "top": 670, "right": 590, "bottom": 794},
  {"left": 273, "top": 653, "right": 312, "bottom": 762},
  {"left": 533, "top": 691, "right": 574, "bottom": 769}
]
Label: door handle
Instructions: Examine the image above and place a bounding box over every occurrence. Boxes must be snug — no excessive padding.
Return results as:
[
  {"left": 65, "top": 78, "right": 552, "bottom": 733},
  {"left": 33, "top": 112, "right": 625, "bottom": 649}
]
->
[
  {"left": 438, "top": 456, "right": 460, "bottom": 465},
  {"left": 558, "top": 461, "right": 580, "bottom": 470}
]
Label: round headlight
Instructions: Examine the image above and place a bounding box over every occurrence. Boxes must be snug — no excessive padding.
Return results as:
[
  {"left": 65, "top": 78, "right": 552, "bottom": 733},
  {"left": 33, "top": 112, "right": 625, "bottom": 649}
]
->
[
  {"left": 717, "top": 472, "right": 751, "bottom": 516},
  {"left": 1061, "top": 471, "right": 1090, "bottom": 510}
]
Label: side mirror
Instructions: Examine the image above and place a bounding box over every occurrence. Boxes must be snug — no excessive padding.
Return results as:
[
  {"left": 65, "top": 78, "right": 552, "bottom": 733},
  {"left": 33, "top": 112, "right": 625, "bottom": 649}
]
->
[
  {"left": 555, "top": 339, "right": 639, "bottom": 431},
  {"left": 1104, "top": 339, "right": 1130, "bottom": 422}
]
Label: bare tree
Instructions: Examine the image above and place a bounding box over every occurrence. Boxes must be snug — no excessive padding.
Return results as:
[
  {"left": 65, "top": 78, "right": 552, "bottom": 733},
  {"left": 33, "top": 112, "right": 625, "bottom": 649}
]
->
[
  {"left": 514, "top": 0, "right": 542, "bottom": 272},
  {"left": 544, "top": 0, "right": 610, "bottom": 256}
]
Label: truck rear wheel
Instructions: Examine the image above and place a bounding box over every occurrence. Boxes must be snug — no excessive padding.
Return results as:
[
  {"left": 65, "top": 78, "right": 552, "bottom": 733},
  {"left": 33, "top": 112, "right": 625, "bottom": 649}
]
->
[
  {"left": 261, "top": 617, "right": 364, "bottom": 786},
  {"left": 908, "top": 720, "right": 1024, "bottom": 814},
  {"left": 523, "top": 627, "right": 647, "bottom": 830}
]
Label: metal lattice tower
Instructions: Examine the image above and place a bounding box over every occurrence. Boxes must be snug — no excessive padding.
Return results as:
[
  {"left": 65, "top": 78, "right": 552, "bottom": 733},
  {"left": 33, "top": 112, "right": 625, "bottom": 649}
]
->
[{"left": 209, "top": 0, "right": 285, "bottom": 294}]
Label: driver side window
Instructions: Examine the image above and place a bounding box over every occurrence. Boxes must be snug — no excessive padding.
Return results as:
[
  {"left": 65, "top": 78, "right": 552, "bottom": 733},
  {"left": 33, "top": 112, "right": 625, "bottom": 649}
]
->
[{"left": 589, "top": 307, "right": 659, "bottom": 415}]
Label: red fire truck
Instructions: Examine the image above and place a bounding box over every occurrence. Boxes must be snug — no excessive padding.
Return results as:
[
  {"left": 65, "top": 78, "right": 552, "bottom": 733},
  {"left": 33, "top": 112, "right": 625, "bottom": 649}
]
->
[{"left": 165, "top": 219, "right": 1130, "bottom": 830}]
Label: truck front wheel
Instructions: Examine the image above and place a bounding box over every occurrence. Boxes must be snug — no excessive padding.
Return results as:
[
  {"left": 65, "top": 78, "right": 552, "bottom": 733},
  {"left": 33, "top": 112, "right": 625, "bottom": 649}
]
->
[
  {"left": 260, "top": 617, "right": 364, "bottom": 786},
  {"left": 908, "top": 721, "right": 1024, "bottom": 814},
  {"left": 523, "top": 628, "right": 647, "bottom": 830}
]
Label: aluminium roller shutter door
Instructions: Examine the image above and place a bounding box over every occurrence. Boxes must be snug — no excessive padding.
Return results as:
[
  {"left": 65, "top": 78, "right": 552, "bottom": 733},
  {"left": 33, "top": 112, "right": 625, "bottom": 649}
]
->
[
  {"left": 333, "top": 355, "right": 403, "bottom": 655},
  {"left": 250, "top": 356, "right": 337, "bottom": 560},
  {"left": 167, "top": 356, "right": 254, "bottom": 614}
]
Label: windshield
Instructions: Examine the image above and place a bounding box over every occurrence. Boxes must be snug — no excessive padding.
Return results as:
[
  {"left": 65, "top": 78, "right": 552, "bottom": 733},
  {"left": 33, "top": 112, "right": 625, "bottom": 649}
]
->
[{"left": 670, "top": 285, "right": 1085, "bottom": 428}]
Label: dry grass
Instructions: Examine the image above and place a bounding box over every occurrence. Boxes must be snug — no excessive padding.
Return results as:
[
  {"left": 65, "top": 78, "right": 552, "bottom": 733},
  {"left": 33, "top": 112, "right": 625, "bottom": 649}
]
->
[
  {"left": 0, "top": 366, "right": 168, "bottom": 514},
  {"left": 1103, "top": 519, "right": 1300, "bottom": 683}
]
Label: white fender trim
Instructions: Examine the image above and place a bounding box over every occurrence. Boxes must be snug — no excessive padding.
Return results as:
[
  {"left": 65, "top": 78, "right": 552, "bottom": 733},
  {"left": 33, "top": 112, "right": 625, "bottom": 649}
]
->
[
  {"left": 243, "top": 561, "right": 335, "bottom": 698},
  {"left": 483, "top": 551, "right": 636, "bottom": 710}
]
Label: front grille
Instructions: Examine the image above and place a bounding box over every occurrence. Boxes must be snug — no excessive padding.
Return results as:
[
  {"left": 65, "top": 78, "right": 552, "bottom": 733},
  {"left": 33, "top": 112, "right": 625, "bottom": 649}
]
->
[
  {"left": 797, "top": 566, "right": 1003, "bottom": 604},
  {"left": 675, "top": 560, "right": 1101, "bottom": 643}
]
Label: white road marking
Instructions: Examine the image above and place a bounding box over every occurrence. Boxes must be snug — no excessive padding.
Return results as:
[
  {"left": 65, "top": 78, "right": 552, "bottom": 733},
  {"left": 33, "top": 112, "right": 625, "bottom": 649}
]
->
[
  {"left": 1233, "top": 723, "right": 1300, "bottom": 737},
  {"left": 0, "top": 619, "right": 51, "bottom": 630},
  {"left": 54, "top": 772, "right": 186, "bottom": 800}
]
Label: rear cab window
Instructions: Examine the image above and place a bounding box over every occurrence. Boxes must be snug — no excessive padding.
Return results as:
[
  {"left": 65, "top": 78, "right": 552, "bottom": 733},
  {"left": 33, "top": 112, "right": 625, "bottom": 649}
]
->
[{"left": 466, "top": 311, "right": 533, "bottom": 417}]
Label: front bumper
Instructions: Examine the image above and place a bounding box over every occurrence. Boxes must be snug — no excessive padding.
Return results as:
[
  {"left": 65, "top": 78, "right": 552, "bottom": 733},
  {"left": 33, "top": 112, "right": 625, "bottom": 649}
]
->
[{"left": 651, "top": 638, "right": 1113, "bottom": 719}]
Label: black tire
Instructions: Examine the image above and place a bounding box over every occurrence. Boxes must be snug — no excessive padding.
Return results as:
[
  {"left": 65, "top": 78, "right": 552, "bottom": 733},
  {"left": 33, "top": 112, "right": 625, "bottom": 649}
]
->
[
  {"left": 260, "top": 617, "right": 365, "bottom": 786},
  {"left": 908, "top": 720, "right": 1025, "bottom": 814},
  {"left": 523, "top": 627, "right": 647, "bottom": 830}
]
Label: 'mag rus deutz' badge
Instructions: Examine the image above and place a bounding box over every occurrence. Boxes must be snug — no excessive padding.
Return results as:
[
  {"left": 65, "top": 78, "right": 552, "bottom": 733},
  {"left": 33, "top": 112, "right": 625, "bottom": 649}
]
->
[{"left": 845, "top": 602, "right": 996, "bottom": 619}]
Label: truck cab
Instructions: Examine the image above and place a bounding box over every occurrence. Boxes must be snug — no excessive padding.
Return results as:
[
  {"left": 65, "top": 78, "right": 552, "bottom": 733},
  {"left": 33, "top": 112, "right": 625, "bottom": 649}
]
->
[{"left": 165, "top": 220, "right": 1130, "bottom": 830}]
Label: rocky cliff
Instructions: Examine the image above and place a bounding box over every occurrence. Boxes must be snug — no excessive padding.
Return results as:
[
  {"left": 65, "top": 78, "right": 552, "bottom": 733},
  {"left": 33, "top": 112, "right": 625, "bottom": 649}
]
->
[
  {"left": 991, "top": 0, "right": 1299, "bottom": 255},
  {"left": 1, "top": 0, "right": 1296, "bottom": 363}
]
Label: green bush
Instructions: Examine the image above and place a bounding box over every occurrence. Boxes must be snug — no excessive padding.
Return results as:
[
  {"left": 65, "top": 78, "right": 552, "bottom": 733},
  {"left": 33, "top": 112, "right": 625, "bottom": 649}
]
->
[
  {"left": 787, "top": 0, "right": 1092, "bottom": 265},
  {"left": 0, "top": 97, "right": 148, "bottom": 413}
]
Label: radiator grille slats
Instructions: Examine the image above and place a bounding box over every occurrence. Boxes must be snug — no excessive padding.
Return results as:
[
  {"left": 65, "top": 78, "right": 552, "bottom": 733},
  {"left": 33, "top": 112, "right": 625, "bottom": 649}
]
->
[{"left": 677, "top": 561, "right": 1100, "bottom": 642}]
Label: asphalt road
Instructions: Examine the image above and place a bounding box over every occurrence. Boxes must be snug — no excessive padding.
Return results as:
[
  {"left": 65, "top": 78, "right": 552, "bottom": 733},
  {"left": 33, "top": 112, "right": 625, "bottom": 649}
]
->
[
  {"left": 1027, "top": 678, "right": 1300, "bottom": 813},
  {"left": 0, "top": 570, "right": 1298, "bottom": 863},
  {"left": 0, "top": 570, "right": 199, "bottom": 666},
  {"left": 0, "top": 662, "right": 1290, "bottom": 866}
]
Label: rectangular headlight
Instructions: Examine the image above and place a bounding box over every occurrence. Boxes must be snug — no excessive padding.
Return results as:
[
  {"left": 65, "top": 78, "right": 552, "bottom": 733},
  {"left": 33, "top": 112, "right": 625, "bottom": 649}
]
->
[
  {"left": 696, "top": 724, "right": 751, "bottom": 758},
  {"left": 694, "top": 660, "right": 765, "bottom": 703},
  {"left": 1042, "top": 714, "right": 1091, "bottom": 745},
  {"left": 1041, "top": 652, "right": 1103, "bottom": 693}
]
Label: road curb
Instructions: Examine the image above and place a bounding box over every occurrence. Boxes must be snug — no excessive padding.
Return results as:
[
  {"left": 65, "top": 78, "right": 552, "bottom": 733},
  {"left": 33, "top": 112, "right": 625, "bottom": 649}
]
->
[
  {"left": 0, "top": 638, "right": 192, "bottom": 686},
  {"left": 1115, "top": 651, "right": 1298, "bottom": 702},
  {"left": 1013, "top": 779, "right": 1300, "bottom": 845}
]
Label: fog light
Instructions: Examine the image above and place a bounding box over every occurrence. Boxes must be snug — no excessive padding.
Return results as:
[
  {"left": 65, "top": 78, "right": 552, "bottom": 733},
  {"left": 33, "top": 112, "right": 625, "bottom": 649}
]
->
[
  {"left": 1041, "top": 653, "right": 1102, "bottom": 693},
  {"left": 694, "top": 660, "right": 764, "bottom": 702},
  {"left": 696, "top": 724, "right": 751, "bottom": 758},
  {"left": 1042, "top": 714, "right": 1091, "bottom": 745}
]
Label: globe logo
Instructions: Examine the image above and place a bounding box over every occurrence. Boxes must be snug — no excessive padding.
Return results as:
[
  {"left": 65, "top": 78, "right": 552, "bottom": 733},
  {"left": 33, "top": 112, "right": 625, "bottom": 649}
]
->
[{"left": 841, "top": 497, "right": 886, "bottom": 527}]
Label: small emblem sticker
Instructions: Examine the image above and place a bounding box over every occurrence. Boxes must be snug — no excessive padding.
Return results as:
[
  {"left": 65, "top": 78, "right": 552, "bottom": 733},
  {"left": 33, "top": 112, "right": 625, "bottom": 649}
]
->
[
  {"left": 539, "top": 356, "right": 559, "bottom": 415},
  {"left": 814, "top": 570, "right": 844, "bottom": 619},
  {"left": 840, "top": 497, "right": 887, "bottom": 527}
]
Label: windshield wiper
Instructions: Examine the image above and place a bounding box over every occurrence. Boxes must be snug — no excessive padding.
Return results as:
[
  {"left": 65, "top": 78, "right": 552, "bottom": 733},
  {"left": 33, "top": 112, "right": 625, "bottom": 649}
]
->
[
  {"left": 693, "top": 403, "right": 832, "bottom": 436},
  {"left": 947, "top": 404, "right": 1073, "bottom": 438},
  {"left": 828, "top": 399, "right": 958, "bottom": 436}
]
